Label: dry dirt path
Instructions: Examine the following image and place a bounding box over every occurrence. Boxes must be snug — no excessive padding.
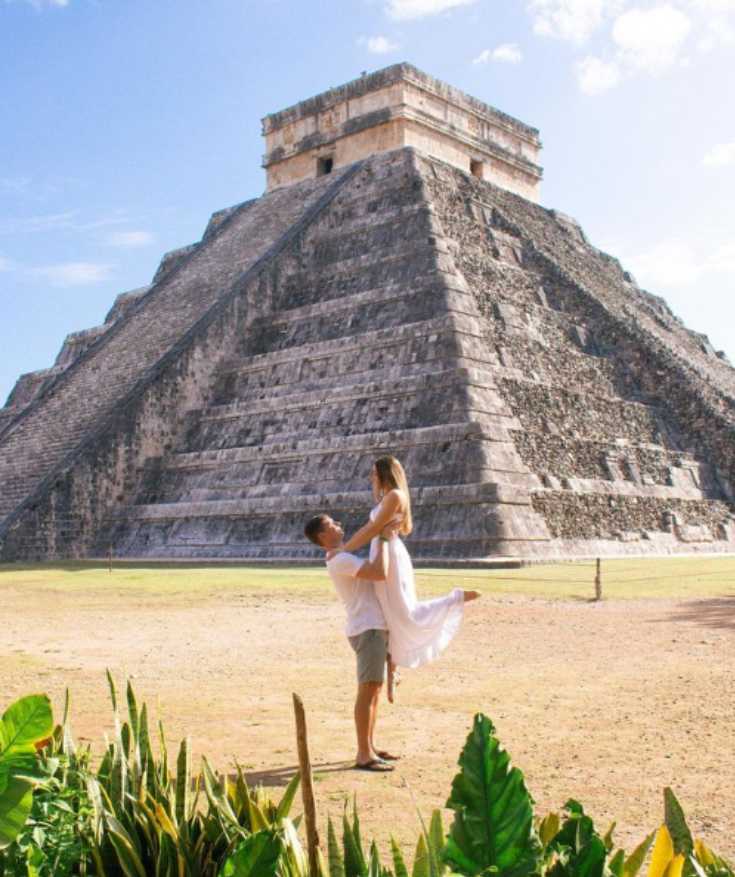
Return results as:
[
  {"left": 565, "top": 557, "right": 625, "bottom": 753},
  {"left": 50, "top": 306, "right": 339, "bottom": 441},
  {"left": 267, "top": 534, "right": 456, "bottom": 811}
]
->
[{"left": 2, "top": 571, "right": 734, "bottom": 860}]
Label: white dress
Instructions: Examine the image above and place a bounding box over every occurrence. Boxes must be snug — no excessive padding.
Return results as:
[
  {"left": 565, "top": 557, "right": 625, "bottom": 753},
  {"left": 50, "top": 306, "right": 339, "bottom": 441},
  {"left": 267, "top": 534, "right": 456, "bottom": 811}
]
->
[{"left": 369, "top": 502, "right": 464, "bottom": 669}]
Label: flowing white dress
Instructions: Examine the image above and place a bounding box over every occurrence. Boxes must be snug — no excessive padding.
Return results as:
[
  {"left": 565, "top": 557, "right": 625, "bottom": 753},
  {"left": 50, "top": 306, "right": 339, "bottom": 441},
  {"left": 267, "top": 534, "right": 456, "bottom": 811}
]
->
[{"left": 368, "top": 502, "right": 464, "bottom": 669}]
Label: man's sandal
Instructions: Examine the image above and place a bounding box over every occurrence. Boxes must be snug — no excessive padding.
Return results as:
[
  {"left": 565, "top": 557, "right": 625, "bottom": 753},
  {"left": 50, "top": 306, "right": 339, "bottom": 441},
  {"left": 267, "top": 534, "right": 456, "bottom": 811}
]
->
[
  {"left": 354, "top": 759, "right": 394, "bottom": 772},
  {"left": 375, "top": 750, "right": 400, "bottom": 761}
]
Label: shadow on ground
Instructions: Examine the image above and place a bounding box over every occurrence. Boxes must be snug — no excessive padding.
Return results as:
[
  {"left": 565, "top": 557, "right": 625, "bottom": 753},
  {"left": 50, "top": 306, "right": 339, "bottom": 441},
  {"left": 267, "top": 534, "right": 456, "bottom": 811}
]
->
[
  {"left": 657, "top": 595, "right": 735, "bottom": 633},
  {"left": 240, "top": 761, "right": 354, "bottom": 787}
]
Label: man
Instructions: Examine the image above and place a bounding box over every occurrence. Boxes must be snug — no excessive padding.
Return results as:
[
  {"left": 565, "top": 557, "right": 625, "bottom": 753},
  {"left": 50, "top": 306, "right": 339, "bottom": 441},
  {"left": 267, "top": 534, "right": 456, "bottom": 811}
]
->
[{"left": 304, "top": 512, "right": 398, "bottom": 772}]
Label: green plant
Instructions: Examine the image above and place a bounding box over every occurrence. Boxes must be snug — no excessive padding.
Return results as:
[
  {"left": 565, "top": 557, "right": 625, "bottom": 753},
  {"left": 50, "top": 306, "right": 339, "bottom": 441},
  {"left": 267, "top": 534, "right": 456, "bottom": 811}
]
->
[
  {"left": 2, "top": 688, "right": 734, "bottom": 877},
  {"left": 0, "top": 694, "right": 53, "bottom": 851}
]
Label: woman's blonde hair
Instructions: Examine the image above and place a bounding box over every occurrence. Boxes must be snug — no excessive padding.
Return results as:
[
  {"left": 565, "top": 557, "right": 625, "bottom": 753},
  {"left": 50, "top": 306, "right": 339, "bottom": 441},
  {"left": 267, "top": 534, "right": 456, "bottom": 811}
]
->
[{"left": 374, "top": 455, "right": 413, "bottom": 536}]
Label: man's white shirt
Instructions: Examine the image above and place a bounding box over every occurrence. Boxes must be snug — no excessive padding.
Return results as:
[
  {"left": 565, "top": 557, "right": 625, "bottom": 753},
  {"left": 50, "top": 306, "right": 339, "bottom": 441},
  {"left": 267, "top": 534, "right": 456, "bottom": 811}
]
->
[{"left": 326, "top": 551, "right": 387, "bottom": 637}]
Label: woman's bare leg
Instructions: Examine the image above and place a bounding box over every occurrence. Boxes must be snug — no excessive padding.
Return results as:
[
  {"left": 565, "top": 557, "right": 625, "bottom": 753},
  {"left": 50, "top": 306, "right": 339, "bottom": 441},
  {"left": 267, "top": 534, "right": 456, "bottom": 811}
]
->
[{"left": 386, "top": 655, "right": 396, "bottom": 703}]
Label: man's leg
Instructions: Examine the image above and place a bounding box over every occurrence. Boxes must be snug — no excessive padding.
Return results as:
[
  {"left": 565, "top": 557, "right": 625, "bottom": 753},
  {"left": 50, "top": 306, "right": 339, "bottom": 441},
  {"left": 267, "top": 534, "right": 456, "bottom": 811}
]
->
[
  {"left": 349, "top": 630, "right": 393, "bottom": 769},
  {"left": 367, "top": 681, "right": 381, "bottom": 754},
  {"left": 355, "top": 681, "right": 381, "bottom": 764}
]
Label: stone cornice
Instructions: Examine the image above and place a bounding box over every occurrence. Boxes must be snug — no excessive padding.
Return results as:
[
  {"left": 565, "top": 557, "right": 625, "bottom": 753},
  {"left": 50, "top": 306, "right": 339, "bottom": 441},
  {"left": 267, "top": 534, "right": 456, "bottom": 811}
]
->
[{"left": 262, "top": 62, "right": 540, "bottom": 144}]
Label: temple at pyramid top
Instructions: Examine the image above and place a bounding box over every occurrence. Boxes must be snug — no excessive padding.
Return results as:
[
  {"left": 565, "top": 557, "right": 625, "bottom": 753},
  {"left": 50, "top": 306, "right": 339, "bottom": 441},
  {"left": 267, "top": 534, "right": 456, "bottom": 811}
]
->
[{"left": 261, "top": 62, "right": 543, "bottom": 201}]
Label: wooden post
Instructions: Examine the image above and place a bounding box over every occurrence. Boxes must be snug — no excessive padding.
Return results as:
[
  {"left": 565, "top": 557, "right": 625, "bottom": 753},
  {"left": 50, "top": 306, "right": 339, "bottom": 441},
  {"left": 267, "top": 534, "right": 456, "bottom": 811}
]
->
[
  {"left": 594, "top": 557, "right": 602, "bottom": 601},
  {"left": 293, "top": 693, "right": 320, "bottom": 875}
]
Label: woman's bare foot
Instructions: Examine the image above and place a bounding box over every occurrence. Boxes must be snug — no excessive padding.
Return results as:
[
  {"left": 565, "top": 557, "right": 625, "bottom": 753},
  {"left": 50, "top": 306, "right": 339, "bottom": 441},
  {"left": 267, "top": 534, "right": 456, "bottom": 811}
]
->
[
  {"left": 386, "top": 658, "right": 400, "bottom": 703},
  {"left": 463, "top": 590, "right": 481, "bottom": 602}
]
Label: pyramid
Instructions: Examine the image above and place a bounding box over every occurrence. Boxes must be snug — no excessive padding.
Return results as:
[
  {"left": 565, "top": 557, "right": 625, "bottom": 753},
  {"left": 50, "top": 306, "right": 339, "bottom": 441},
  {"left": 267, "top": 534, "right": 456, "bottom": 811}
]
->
[{"left": 1, "top": 64, "right": 734, "bottom": 562}]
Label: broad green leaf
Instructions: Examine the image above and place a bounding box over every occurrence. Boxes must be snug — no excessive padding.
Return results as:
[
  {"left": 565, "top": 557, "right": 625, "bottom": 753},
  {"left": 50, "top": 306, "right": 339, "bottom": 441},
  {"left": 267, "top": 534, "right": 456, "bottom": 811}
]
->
[
  {"left": 0, "top": 695, "right": 53, "bottom": 755},
  {"left": 443, "top": 714, "right": 539, "bottom": 877},
  {"left": 572, "top": 835, "right": 607, "bottom": 877},
  {"left": 664, "top": 790, "right": 693, "bottom": 857},
  {"left": 624, "top": 832, "right": 656, "bottom": 877},
  {"left": 328, "top": 816, "right": 347, "bottom": 877},
  {"left": 391, "top": 837, "right": 409, "bottom": 877},
  {"left": 220, "top": 829, "right": 284, "bottom": 876},
  {"left": 0, "top": 775, "right": 34, "bottom": 850},
  {"left": 0, "top": 751, "right": 42, "bottom": 788}
]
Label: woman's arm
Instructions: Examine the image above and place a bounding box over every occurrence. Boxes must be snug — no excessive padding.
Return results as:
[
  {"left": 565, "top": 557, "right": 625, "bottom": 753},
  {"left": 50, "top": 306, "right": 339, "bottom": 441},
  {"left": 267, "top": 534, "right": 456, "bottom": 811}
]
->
[{"left": 341, "top": 490, "right": 403, "bottom": 554}]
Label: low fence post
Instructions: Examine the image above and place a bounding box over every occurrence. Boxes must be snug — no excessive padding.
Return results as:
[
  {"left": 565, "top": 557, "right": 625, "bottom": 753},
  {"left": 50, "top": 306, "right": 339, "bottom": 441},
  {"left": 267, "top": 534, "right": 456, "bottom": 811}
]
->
[
  {"left": 594, "top": 557, "right": 602, "bottom": 601},
  {"left": 292, "top": 693, "right": 320, "bottom": 875}
]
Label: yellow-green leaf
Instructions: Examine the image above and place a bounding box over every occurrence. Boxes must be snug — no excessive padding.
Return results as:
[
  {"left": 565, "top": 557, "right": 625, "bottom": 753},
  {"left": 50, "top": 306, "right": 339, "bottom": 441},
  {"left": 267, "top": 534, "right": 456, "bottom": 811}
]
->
[{"left": 649, "top": 826, "right": 674, "bottom": 877}]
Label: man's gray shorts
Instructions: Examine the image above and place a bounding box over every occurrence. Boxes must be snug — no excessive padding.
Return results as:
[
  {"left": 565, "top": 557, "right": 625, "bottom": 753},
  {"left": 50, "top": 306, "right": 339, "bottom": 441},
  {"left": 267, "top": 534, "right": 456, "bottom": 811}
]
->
[{"left": 348, "top": 629, "right": 387, "bottom": 685}]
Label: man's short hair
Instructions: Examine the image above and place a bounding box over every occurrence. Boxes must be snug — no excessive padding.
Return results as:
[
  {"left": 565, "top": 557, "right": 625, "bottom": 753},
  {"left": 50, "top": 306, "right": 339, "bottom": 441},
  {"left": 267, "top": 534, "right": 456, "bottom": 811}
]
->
[{"left": 304, "top": 514, "right": 329, "bottom": 546}]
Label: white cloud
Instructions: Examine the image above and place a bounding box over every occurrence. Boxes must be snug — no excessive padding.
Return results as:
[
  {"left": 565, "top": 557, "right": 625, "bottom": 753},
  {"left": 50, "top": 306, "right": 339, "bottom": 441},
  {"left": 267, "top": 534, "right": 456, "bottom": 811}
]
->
[
  {"left": 31, "top": 262, "right": 112, "bottom": 287},
  {"left": 0, "top": 176, "right": 33, "bottom": 194},
  {"left": 527, "top": 0, "right": 620, "bottom": 42},
  {"left": 709, "top": 241, "right": 735, "bottom": 273},
  {"left": 703, "top": 141, "right": 735, "bottom": 166},
  {"left": 9, "top": 0, "right": 69, "bottom": 7},
  {"left": 576, "top": 55, "right": 622, "bottom": 92},
  {"left": 473, "top": 43, "right": 524, "bottom": 63},
  {"left": 385, "top": 0, "right": 476, "bottom": 21},
  {"left": 358, "top": 35, "right": 400, "bottom": 54},
  {"left": 0, "top": 210, "right": 131, "bottom": 236},
  {"left": 0, "top": 211, "right": 78, "bottom": 235},
  {"left": 612, "top": 5, "right": 692, "bottom": 72},
  {"left": 624, "top": 237, "right": 735, "bottom": 289},
  {"left": 105, "top": 230, "right": 155, "bottom": 248}
]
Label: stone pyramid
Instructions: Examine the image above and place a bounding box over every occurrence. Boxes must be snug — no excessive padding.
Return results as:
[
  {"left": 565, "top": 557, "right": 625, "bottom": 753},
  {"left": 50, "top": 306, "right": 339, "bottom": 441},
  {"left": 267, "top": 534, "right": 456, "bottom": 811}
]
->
[{"left": 1, "top": 64, "right": 734, "bottom": 562}]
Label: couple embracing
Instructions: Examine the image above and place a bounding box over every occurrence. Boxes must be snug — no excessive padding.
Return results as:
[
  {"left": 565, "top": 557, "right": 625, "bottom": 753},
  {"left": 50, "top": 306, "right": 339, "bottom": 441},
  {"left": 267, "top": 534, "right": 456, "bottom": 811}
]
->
[{"left": 304, "top": 455, "right": 479, "bottom": 772}]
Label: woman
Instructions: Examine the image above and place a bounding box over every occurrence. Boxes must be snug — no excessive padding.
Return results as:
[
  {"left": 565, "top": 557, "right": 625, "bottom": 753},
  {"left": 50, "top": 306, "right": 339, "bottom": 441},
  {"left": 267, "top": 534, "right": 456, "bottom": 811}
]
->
[{"left": 336, "top": 455, "right": 479, "bottom": 699}]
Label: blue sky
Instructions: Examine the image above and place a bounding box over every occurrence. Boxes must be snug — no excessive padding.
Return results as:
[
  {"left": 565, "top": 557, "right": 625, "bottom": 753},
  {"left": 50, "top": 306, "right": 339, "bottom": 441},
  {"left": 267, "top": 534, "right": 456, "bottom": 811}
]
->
[{"left": 2, "top": 0, "right": 733, "bottom": 405}]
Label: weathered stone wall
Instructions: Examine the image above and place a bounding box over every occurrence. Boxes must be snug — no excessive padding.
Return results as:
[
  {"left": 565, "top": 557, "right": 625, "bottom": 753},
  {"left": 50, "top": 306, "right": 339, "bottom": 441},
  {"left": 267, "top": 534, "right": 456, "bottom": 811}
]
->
[{"left": 422, "top": 155, "right": 735, "bottom": 552}]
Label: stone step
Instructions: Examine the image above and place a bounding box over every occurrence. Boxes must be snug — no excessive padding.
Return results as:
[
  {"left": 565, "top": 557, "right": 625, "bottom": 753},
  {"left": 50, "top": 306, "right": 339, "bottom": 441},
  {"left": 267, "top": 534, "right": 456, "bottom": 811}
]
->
[
  {"left": 218, "top": 312, "right": 492, "bottom": 403},
  {"left": 204, "top": 366, "right": 504, "bottom": 419},
  {"left": 270, "top": 242, "right": 444, "bottom": 312},
  {"left": 126, "top": 482, "right": 535, "bottom": 519},
  {"left": 156, "top": 469, "right": 542, "bottom": 505},
  {"left": 166, "top": 421, "right": 518, "bottom": 468},
  {"left": 109, "top": 481, "right": 552, "bottom": 560},
  {"left": 267, "top": 271, "right": 472, "bottom": 328},
  {"left": 183, "top": 366, "right": 515, "bottom": 454}
]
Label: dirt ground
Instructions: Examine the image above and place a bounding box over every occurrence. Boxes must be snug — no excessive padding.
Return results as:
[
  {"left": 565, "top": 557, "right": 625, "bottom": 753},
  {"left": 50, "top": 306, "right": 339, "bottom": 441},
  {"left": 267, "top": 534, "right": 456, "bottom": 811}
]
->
[{"left": 2, "top": 566, "right": 734, "bottom": 861}]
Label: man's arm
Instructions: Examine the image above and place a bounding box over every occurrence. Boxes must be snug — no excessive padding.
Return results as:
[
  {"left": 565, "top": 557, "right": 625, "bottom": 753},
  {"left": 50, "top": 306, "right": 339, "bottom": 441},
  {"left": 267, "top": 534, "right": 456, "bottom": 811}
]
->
[
  {"left": 340, "top": 491, "right": 402, "bottom": 554},
  {"left": 355, "top": 536, "right": 389, "bottom": 581},
  {"left": 353, "top": 519, "right": 400, "bottom": 581}
]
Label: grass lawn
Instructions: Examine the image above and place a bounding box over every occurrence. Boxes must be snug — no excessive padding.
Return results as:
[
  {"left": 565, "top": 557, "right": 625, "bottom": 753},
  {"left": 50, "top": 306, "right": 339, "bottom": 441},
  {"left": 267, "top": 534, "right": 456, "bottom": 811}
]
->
[{"left": 1, "top": 555, "right": 733, "bottom": 600}]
